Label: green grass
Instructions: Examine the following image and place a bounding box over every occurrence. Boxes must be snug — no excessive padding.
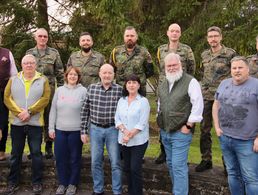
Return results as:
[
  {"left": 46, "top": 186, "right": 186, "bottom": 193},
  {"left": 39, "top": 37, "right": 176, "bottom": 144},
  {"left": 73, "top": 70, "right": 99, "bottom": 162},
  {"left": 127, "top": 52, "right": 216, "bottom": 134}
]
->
[{"left": 5, "top": 94, "right": 223, "bottom": 166}]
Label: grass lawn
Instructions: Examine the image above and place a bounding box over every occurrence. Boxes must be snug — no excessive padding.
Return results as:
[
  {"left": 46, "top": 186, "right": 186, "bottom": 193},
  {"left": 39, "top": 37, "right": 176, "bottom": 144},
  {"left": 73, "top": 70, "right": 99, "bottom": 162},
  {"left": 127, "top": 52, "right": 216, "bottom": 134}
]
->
[{"left": 4, "top": 94, "right": 223, "bottom": 166}]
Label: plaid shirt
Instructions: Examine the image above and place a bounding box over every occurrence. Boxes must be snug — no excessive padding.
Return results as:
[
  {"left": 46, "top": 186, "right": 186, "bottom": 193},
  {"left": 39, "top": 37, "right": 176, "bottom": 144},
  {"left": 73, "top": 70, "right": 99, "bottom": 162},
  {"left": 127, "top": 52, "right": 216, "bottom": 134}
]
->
[{"left": 81, "top": 82, "right": 122, "bottom": 134}]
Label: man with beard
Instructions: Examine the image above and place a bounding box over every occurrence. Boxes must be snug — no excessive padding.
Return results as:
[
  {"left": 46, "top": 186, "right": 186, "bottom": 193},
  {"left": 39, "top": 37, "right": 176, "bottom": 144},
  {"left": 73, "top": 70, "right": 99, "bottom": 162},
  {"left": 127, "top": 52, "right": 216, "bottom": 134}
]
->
[
  {"left": 157, "top": 53, "right": 203, "bottom": 195},
  {"left": 26, "top": 28, "right": 64, "bottom": 159},
  {"left": 67, "top": 32, "right": 105, "bottom": 87},
  {"left": 155, "top": 23, "right": 196, "bottom": 164},
  {"left": 110, "top": 26, "right": 154, "bottom": 95},
  {"left": 247, "top": 35, "right": 258, "bottom": 78},
  {"left": 196, "top": 26, "right": 237, "bottom": 172}
]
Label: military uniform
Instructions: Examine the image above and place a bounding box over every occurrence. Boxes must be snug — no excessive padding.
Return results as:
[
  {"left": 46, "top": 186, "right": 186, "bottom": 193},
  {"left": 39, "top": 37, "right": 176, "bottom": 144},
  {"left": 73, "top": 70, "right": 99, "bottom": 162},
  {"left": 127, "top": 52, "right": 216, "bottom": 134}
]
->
[
  {"left": 26, "top": 46, "right": 64, "bottom": 147},
  {"left": 110, "top": 44, "right": 153, "bottom": 95},
  {"left": 67, "top": 50, "right": 105, "bottom": 87},
  {"left": 200, "top": 45, "right": 236, "bottom": 161},
  {"left": 157, "top": 43, "right": 196, "bottom": 83},
  {"left": 247, "top": 54, "right": 258, "bottom": 78}
]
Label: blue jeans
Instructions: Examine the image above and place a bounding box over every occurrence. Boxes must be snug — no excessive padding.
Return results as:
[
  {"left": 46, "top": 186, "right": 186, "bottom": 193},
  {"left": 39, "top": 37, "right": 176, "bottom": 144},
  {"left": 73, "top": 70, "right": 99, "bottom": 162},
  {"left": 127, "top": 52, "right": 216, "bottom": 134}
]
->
[
  {"left": 8, "top": 125, "right": 43, "bottom": 185},
  {"left": 54, "top": 129, "right": 82, "bottom": 186},
  {"left": 90, "top": 124, "right": 122, "bottom": 194},
  {"left": 121, "top": 141, "right": 148, "bottom": 195},
  {"left": 160, "top": 129, "right": 192, "bottom": 195},
  {"left": 219, "top": 135, "right": 258, "bottom": 195}
]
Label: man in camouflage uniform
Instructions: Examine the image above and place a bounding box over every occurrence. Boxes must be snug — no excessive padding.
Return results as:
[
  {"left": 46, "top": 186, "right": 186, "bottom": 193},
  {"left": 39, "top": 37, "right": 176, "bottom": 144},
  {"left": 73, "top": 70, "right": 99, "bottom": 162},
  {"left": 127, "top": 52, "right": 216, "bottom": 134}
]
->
[
  {"left": 26, "top": 28, "right": 64, "bottom": 159},
  {"left": 196, "top": 26, "right": 237, "bottom": 172},
  {"left": 67, "top": 32, "right": 105, "bottom": 87},
  {"left": 110, "top": 26, "right": 154, "bottom": 96},
  {"left": 247, "top": 35, "right": 258, "bottom": 78},
  {"left": 155, "top": 23, "right": 196, "bottom": 164}
]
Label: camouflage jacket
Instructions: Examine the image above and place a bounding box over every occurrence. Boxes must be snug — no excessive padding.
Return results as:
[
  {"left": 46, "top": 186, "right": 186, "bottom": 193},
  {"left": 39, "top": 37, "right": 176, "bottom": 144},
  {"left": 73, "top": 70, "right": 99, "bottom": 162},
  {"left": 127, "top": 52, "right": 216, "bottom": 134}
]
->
[
  {"left": 110, "top": 44, "right": 153, "bottom": 91},
  {"left": 67, "top": 50, "right": 105, "bottom": 87},
  {"left": 26, "top": 46, "right": 64, "bottom": 87},
  {"left": 201, "top": 45, "right": 236, "bottom": 100},
  {"left": 247, "top": 53, "right": 258, "bottom": 78},
  {"left": 157, "top": 42, "right": 196, "bottom": 83}
]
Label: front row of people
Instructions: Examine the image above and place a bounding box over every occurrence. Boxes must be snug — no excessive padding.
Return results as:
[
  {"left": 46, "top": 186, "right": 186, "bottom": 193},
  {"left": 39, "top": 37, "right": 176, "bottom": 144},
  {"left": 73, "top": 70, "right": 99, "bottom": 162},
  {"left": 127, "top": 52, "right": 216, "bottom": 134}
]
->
[{"left": 2, "top": 53, "right": 258, "bottom": 195}]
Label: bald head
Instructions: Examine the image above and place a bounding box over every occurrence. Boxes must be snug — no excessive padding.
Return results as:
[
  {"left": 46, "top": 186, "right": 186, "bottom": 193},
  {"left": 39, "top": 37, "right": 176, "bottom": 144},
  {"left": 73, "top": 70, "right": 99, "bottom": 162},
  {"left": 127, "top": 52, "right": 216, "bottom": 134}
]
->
[
  {"left": 99, "top": 64, "right": 114, "bottom": 87},
  {"left": 34, "top": 28, "right": 49, "bottom": 49},
  {"left": 167, "top": 23, "right": 181, "bottom": 42},
  {"left": 100, "top": 64, "right": 114, "bottom": 73}
]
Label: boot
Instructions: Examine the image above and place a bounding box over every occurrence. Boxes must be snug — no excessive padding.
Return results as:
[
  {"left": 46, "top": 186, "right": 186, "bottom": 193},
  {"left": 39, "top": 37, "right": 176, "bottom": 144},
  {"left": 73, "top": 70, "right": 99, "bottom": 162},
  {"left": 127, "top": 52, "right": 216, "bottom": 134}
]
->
[
  {"left": 45, "top": 141, "right": 53, "bottom": 159},
  {"left": 195, "top": 160, "right": 212, "bottom": 172},
  {"left": 155, "top": 143, "right": 166, "bottom": 164}
]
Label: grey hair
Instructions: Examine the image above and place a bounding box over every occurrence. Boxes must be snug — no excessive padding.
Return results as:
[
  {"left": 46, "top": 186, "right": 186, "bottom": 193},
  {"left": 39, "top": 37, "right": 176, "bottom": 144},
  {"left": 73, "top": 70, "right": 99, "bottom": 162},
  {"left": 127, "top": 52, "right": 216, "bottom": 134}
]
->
[
  {"left": 164, "top": 53, "right": 181, "bottom": 65},
  {"left": 230, "top": 56, "right": 248, "bottom": 66}
]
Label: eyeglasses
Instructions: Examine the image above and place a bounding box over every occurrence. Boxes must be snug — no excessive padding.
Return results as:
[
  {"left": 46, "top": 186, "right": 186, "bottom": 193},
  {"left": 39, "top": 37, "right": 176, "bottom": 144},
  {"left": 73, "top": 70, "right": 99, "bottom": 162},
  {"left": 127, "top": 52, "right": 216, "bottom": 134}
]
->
[{"left": 38, "top": 35, "right": 48, "bottom": 38}]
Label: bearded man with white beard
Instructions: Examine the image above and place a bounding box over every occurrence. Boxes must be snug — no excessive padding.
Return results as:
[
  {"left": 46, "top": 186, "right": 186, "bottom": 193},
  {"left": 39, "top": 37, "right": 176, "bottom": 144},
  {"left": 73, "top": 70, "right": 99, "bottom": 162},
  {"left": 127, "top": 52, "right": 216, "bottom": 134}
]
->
[{"left": 157, "top": 53, "right": 204, "bottom": 195}]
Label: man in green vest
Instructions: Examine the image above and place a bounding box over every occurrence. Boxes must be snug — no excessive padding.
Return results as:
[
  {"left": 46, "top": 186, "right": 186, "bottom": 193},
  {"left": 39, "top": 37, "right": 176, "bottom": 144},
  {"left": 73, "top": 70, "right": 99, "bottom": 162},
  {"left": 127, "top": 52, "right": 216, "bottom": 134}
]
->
[{"left": 157, "top": 53, "right": 203, "bottom": 195}]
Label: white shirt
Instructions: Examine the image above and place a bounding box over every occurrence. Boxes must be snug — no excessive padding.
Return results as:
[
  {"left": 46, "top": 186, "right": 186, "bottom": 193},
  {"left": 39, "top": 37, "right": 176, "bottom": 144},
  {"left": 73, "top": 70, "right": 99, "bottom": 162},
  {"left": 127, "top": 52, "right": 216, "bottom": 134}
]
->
[{"left": 158, "top": 78, "right": 204, "bottom": 123}]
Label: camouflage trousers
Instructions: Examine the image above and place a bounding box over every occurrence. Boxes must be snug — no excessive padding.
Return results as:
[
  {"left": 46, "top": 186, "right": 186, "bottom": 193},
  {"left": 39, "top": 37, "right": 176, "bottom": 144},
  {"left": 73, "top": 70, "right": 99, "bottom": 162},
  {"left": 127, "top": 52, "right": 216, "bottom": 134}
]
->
[{"left": 200, "top": 100, "right": 213, "bottom": 161}]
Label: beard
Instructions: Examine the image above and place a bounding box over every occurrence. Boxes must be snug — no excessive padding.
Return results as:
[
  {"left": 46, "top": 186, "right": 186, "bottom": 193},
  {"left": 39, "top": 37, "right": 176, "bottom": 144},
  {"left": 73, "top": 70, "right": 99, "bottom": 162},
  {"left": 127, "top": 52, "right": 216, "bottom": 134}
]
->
[
  {"left": 165, "top": 68, "right": 183, "bottom": 84},
  {"left": 125, "top": 40, "right": 136, "bottom": 49},
  {"left": 81, "top": 46, "right": 91, "bottom": 53}
]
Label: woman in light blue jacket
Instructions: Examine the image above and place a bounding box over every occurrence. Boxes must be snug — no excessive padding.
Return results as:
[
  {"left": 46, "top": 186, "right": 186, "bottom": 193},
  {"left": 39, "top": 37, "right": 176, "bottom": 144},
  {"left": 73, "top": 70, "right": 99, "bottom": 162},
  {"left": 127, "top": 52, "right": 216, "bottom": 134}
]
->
[{"left": 115, "top": 74, "right": 150, "bottom": 195}]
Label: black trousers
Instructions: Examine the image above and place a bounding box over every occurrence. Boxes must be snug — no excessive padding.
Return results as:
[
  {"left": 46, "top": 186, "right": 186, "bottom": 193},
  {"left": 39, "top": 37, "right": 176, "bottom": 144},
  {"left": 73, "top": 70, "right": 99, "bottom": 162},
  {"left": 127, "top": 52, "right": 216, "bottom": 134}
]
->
[{"left": 121, "top": 141, "right": 148, "bottom": 195}]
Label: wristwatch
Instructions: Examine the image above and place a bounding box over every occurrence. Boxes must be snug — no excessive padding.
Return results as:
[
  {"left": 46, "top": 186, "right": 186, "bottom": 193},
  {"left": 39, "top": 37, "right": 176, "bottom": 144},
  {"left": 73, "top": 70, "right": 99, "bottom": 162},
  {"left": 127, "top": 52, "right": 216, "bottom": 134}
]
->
[{"left": 28, "top": 109, "right": 32, "bottom": 115}]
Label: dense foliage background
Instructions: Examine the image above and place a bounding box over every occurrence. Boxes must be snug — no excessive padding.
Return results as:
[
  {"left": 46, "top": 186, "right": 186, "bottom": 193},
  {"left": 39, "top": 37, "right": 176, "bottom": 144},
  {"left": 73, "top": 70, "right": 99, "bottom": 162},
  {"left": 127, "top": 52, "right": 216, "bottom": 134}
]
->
[{"left": 0, "top": 0, "right": 257, "bottom": 78}]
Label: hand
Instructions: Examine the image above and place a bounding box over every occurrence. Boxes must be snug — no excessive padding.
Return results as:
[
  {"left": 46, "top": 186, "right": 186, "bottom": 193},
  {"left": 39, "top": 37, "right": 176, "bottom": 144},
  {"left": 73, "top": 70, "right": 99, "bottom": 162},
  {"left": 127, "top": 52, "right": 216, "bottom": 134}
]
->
[
  {"left": 126, "top": 128, "right": 139, "bottom": 138},
  {"left": 18, "top": 108, "right": 30, "bottom": 122},
  {"left": 122, "top": 134, "right": 130, "bottom": 144},
  {"left": 49, "top": 131, "right": 55, "bottom": 139},
  {"left": 180, "top": 125, "right": 191, "bottom": 134},
  {"left": 215, "top": 127, "right": 223, "bottom": 137},
  {"left": 81, "top": 134, "right": 89, "bottom": 144},
  {"left": 253, "top": 137, "right": 258, "bottom": 152}
]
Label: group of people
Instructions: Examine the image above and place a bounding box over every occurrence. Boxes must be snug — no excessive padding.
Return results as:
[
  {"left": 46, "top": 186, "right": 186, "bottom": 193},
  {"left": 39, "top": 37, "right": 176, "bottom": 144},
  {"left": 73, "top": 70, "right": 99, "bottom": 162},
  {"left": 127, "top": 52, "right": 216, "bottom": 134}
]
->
[{"left": 0, "top": 23, "right": 257, "bottom": 195}]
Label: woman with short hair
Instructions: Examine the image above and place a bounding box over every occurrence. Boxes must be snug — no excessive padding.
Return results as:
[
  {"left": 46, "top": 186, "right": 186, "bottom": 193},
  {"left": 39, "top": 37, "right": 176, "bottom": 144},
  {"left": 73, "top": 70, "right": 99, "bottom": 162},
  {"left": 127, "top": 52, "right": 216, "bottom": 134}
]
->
[{"left": 49, "top": 66, "right": 87, "bottom": 195}]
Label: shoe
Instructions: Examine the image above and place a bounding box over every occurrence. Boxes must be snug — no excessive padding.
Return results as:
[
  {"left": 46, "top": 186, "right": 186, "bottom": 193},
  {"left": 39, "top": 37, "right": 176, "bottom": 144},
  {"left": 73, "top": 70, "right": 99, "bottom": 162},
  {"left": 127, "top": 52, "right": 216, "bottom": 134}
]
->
[
  {"left": 4, "top": 184, "right": 19, "bottom": 195},
  {"left": 155, "top": 152, "right": 166, "bottom": 164},
  {"left": 92, "top": 192, "right": 104, "bottom": 195},
  {"left": 0, "top": 151, "right": 7, "bottom": 161},
  {"left": 56, "top": 185, "right": 67, "bottom": 195},
  {"left": 32, "top": 183, "right": 42, "bottom": 195},
  {"left": 195, "top": 160, "right": 212, "bottom": 172},
  {"left": 65, "top": 185, "right": 76, "bottom": 195},
  {"left": 45, "top": 141, "right": 53, "bottom": 159}
]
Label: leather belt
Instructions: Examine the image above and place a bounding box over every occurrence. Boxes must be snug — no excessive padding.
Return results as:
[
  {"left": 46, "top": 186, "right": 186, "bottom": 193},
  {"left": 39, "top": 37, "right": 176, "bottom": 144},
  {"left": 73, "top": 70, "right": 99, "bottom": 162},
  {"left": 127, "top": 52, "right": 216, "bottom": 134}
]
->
[{"left": 92, "top": 122, "right": 115, "bottom": 128}]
